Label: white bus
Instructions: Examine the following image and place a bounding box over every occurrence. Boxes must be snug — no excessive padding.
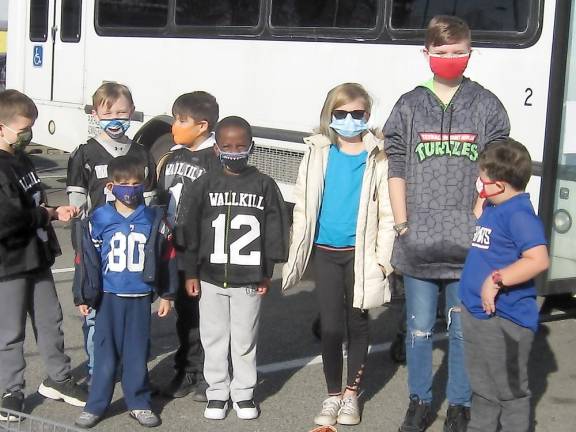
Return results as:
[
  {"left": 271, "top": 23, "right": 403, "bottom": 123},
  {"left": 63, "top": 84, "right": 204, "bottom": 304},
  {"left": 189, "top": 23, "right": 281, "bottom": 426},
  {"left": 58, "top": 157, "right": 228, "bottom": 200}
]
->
[{"left": 5, "top": 0, "right": 576, "bottom": 299}]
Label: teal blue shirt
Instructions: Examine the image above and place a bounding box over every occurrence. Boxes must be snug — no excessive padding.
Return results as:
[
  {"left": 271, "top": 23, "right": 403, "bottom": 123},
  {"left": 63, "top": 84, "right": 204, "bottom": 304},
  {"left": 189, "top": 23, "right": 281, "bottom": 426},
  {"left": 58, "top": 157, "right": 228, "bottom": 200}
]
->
[{"left": 315, "top": 145, "right": 367, "bottom": 248}]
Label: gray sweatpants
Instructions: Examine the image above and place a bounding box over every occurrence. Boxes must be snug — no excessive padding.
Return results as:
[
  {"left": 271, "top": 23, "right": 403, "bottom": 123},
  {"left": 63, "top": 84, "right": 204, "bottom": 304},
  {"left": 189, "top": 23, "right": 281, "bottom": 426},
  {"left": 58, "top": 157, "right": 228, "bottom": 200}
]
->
[
  {"left": 0, "top": 269, "right": 71, "bottom": 393},
  {"left": 462, "top": 307, "right": 534, "bottom": 432},
  {"left": 199, "top": 280, "right": 261, "bottom": 402}
]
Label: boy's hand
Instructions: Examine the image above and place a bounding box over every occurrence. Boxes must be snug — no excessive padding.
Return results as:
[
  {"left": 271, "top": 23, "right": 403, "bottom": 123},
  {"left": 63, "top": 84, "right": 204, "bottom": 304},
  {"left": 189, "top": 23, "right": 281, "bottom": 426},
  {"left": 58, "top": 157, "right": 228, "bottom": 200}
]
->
[
  {"left": 481, "top": 275, "right": 499, "bottom": 315},
  {"left": 55, "top": 205, "right": 79, "bottom": 222},
  {"left": 257, "top": 278, "right": 270, "bottom": 296},
  {"left": 157, "top": 298, "right": 172, "bottom": 317},
  {"left": 78, "top": 305, "right": 91, "bottom": 316},
  {"left": 185, "top": 278, "right": 201, "bottom": 297}
]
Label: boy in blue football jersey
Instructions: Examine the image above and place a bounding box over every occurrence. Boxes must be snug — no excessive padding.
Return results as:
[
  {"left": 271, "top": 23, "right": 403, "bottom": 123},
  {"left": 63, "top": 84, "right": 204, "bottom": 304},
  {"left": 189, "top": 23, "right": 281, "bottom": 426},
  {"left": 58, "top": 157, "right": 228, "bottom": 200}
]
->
[
  {"left": 73, "top": 155, "right": 175, "bottom": 429},
  {"left": 460, "top": 139, "right": 549, "bottom": 432}
]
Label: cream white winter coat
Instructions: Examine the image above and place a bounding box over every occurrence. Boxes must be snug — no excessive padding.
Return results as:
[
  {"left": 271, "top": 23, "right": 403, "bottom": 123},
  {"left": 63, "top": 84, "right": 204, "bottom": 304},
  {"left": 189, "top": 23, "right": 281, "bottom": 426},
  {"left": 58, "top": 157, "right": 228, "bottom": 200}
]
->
[{"left": 281, "top": 131, "right": 395, "bottom": 309}]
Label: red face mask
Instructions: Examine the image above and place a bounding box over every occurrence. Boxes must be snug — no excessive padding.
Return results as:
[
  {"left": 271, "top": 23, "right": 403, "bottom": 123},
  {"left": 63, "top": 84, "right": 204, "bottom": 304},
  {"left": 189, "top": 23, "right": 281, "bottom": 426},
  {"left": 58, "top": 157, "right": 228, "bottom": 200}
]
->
[
  {"left": 476, "top": 177, "right": 504, "bottom": 199},
  {"left": 429, "top": 55, "right": 470, "bottom": 80}
]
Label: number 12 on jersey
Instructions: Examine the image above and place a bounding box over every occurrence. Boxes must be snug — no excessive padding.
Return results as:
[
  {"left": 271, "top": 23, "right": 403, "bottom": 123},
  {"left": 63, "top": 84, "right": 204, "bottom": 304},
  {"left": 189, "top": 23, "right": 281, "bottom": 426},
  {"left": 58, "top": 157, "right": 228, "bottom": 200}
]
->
[{"left": 210, "top": 213, "right": 261, "bottom": 266}]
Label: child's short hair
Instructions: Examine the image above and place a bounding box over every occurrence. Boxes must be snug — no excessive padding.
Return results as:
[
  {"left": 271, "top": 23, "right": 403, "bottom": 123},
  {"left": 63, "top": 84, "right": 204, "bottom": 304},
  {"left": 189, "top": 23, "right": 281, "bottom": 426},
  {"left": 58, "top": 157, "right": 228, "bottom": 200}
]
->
[
  {"left": 479, "top": 139, "right": 532, "bottom": 191},
  {"left": 215, "top": 116, "right": 253, "bottom": 143},
  {"left": 107, "top": 155, "right": 145, "bottom": 183},
  {"left": 0, "top": 90, "right": 39, "bottom": 124},
  {"left": 172, "top": 91, "right": 219, "bottom": 132},
  {"left": 92, "top": 82, "right": 134, "bottom": 110},
  {"left": 425, "top": 15, "right": 471, "bottom": 48}
]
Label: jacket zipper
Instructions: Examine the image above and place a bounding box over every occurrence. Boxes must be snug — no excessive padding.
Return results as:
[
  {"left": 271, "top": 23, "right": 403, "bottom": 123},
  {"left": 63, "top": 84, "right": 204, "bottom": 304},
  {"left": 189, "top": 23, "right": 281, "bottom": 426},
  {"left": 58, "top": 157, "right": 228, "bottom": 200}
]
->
[{"left": 223, "top": 195, "right": 232, "bottom": 288}]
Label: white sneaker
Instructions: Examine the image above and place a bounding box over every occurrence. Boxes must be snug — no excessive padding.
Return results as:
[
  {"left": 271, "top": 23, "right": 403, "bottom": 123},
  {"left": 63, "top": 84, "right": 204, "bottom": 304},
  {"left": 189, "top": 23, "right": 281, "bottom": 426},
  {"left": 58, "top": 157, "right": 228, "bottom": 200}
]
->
[
  {"left": 338, "top": 395, "right": 361, "bottom": 425},
  {"left": 204, "top": 400, "right": 228, "bottom": 420},
  {"left": 233, "top": 400, "right": 259, "bottom": 420},
  {"left": 313, "top": 396, "right": 341, "bottom": 426}
]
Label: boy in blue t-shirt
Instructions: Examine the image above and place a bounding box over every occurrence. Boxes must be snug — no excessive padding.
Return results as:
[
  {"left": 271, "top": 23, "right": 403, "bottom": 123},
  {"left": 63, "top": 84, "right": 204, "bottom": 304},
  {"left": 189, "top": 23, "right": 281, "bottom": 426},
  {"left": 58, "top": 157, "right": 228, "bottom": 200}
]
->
[
  {"left": 73, "top": 155, "right": 175, "bottom": 429},
  {"left": 460, "top": 138, "right": 549, "bottom": 432}
]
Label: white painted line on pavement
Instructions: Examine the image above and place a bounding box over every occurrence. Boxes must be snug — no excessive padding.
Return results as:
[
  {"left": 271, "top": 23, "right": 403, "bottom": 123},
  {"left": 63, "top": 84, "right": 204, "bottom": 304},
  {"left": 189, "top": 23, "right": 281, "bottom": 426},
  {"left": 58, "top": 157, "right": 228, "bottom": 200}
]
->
[
  {"left": 257, "top": 335, "right": 447, "bottom": 375},
  {"left": 40, "top": 174, "right": 66, "bottom": 179},
  {"left": 52, "top": 267, "right": 75, "bottom": 274}
]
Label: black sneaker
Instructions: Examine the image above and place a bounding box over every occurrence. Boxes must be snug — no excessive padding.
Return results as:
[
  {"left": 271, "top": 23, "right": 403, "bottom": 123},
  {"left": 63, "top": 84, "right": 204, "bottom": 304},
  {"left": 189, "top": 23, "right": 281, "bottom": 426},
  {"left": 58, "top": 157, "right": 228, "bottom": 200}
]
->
[
  {"left": 38, "top": 376, "right": 87, "bottom": 407},
  {"left": 0, "top": 390, "right": 24, "bottom": 422},
  {"left": 161, "top": 370, "right": 195, "bottom": 398},
  {"left": 399, "top": 395, "right": 433, "bottom": 432},
  {"left": 443, "top": 405, "right": 470, "bottom": 432},
  {"left": 192, "top": 375, "right": 208, "bottom": 402}
]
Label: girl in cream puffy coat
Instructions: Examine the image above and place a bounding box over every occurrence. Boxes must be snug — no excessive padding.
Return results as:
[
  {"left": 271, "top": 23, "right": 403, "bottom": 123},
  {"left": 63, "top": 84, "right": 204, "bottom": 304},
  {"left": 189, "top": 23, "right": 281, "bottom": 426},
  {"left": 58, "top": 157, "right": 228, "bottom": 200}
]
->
[{"left": 282, "top": 83, "right": 395, "bottom": 427}]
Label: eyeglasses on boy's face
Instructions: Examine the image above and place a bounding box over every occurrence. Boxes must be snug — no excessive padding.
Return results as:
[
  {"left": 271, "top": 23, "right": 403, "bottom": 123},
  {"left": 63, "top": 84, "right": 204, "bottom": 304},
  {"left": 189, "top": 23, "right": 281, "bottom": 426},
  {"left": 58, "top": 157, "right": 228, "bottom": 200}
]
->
[{"left": 332, "top": 110, "right": 366, "bottom": 120}]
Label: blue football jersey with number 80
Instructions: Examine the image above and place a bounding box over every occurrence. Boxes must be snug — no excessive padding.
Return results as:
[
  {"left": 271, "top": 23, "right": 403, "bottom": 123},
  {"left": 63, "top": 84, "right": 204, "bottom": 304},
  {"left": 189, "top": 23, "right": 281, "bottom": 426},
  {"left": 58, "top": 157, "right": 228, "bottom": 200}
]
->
[{"left": 89, "top": 203, "right": 154, "bottom": 295}]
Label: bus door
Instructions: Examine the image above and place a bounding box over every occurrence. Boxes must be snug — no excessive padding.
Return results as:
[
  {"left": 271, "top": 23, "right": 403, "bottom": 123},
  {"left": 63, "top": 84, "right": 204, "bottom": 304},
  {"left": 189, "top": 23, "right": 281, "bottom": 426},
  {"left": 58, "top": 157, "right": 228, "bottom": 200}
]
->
[
  {"left": 52, "top": 0, "right": 85, "bottom": 103},
  {"left": 24, "top": 0, "right": 85, "bottom": 103},
  {"left": 24, "top": 0, "right": 55, "bottom": 101}
]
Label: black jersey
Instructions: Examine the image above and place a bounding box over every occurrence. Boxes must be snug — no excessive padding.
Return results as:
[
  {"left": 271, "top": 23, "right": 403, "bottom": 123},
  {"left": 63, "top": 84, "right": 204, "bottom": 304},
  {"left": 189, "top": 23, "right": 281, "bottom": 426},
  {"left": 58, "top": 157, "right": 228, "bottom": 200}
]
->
[
  {"left": 177, "top": 166, "right": 289, "bottom": 287},
  {"left": 66, "top": 137, "right": 157, "bottom": 212},
  {"left": 0, "top": 150, "right": 61, "bottom": 278},
  {"left": 157, "top": 147, "right": 219, "bottom": 225}
]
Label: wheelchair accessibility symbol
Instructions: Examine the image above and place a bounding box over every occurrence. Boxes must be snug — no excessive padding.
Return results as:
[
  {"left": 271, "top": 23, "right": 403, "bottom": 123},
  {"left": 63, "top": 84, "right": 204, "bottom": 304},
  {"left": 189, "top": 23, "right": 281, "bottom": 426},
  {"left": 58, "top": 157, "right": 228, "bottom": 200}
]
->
[{"left": 33, "top": 46, "right": 43, "bottom": 67}]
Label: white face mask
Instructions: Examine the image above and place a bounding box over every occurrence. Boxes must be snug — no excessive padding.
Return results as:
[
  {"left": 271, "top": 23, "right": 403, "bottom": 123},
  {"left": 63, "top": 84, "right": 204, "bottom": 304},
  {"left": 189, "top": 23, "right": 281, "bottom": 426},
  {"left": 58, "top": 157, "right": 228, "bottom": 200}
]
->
[{"left": 475, "top": 177, "right": 483, "bottom": 194}]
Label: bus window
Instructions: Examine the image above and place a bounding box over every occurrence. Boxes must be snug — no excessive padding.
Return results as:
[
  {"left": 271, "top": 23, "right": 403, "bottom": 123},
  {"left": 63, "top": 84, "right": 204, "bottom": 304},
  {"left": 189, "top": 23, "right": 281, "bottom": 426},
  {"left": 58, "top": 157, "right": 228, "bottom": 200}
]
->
[
  {"left": 391, "top": 0, "right": 532, "bottom": 32},
  {"left": 30, "top": 0, "right": 49, "bottom": 42},
  {"left": 175, "top": 0, "right": 260, "bottom": 27},
  {"left": 61, "top": 0, "right": 82, "bottom": 42},
  {"left": 271, "top": 0, "right": 377, "bottom": 29},
  {"left": 97, "top": 0, "right": 168, "bottom": 28}
]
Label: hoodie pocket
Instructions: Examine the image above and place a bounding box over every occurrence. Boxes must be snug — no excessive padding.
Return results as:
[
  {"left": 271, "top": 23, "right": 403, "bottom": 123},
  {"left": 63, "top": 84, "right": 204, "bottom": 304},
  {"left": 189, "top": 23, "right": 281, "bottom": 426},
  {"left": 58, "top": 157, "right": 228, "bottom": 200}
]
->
[{"left": 402, "top": 209, "right": 476, "bottom": 266}]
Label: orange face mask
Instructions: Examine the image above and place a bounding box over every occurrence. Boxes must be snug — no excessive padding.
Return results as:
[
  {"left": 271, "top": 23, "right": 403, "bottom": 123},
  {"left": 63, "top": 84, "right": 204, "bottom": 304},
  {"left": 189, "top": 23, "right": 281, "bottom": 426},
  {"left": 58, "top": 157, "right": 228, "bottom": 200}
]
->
[{"left": 172, "top": 122, "right": 202, "bottom": 146}]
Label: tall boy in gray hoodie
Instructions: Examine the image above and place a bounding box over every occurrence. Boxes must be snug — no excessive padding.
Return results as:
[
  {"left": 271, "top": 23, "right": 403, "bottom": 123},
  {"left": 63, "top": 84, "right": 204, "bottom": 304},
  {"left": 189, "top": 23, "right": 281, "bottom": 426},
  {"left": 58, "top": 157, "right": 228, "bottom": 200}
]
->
[{"left": 384, "top": 15, "right": 510, "bottom": 432}]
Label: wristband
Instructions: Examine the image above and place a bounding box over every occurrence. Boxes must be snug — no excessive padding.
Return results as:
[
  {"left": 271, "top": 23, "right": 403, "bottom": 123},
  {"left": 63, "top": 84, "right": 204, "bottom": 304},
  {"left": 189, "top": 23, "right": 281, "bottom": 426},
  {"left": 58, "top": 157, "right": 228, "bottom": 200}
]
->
[
  {"left": 393, "top": 222, "right": 408, "bottom": 235},
  {"left": 491, "top": 270, "right": 506, "bottom": 290}
]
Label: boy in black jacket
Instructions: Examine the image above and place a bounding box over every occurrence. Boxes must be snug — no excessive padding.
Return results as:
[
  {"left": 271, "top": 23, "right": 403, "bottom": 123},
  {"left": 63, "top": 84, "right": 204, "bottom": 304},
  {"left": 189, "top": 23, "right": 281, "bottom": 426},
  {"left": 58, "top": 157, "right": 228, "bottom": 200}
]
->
[
  {"left": 0, "top": 90, "right": 87, "bottom": 420},
  {"left": 178, "top": 116, "right": 289, "bottom": 421},
  {"left": 156, "top": 91, "right": 220, "bottom": 401}
]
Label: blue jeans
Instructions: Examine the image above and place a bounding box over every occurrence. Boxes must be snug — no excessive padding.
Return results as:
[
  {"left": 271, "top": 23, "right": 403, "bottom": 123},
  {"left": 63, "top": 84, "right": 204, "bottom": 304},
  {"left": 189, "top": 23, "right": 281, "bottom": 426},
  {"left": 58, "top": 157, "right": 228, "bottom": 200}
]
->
[
  {"left": 404, "top": 276, "right": 471, "bottom": 405},
  {"left": 82, "top": 308, "right": 96, "bottom": 377}
]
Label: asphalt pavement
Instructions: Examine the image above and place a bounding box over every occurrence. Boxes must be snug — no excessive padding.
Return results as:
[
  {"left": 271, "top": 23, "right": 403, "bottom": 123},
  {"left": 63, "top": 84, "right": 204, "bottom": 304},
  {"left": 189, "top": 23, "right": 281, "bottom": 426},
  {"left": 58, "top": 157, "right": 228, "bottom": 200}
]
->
[{"left": 4, "top": 151, "right": 576, "bottom": 432}]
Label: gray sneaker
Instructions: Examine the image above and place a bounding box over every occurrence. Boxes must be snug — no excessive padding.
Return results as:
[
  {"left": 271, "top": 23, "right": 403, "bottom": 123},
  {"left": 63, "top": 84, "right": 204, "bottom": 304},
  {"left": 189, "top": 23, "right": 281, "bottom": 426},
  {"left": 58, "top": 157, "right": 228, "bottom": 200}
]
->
[
  {"left": 338, "top": 395, "right": 361, "bottom": 425},
  {"left": 314, "top": 396, "right": 341, "bottom": 426},
  {"left": 129, "top": 410, "right": 161, "bottom": 428},
  {"left": 75, "top": 411, "right": 101, "bottom": 429}
]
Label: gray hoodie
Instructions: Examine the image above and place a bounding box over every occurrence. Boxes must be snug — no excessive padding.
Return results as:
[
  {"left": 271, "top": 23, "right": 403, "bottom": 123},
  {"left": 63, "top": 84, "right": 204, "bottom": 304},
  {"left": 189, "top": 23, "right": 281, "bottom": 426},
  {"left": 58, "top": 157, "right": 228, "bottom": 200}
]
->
[{"left": 384, "top": 77, "right": 510, "bottom": 279}]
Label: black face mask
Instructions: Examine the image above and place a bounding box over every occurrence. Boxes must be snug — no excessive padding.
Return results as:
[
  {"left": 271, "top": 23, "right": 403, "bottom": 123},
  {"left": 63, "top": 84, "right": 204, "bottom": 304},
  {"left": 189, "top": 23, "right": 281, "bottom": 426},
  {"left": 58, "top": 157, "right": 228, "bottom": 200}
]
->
[{"left": 218, "top": 143, "right": 253, "bottom": 173}]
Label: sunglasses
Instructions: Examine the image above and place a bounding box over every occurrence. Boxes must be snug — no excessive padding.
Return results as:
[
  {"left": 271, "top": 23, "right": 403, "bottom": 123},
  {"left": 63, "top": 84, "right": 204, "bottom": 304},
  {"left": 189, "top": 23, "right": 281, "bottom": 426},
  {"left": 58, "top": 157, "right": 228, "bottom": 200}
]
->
[{"left": 332, "top": 110, "right": 366, "bottom": 120}]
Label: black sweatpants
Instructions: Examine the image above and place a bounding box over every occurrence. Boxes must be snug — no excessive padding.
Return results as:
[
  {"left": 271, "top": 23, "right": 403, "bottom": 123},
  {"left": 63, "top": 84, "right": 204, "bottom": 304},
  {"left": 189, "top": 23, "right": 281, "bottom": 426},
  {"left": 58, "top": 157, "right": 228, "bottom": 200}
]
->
[
  {"left": 174, "top": 275, "right": 204, "bottom": 376},
  {"left": 313, "top": 247, "right": 369, "bottom": 395}
]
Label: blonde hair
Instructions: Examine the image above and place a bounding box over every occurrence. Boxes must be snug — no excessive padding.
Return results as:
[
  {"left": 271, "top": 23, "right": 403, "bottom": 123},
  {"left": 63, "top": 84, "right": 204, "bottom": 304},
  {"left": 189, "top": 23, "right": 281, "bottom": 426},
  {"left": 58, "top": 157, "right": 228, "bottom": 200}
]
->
[
  {"left": 92, "top": 82, "right": 134, "bottom": 110},
  {"left": 319, "top": 83, "right": 372, "bottom": 144}
]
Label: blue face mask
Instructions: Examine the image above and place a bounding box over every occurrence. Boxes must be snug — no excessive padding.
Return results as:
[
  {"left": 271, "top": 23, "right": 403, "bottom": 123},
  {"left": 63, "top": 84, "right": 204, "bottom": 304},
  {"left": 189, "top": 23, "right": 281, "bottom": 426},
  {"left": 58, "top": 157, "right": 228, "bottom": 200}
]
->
[
  {"left": 111, "top": 184, "right": 144, "bottom": 206},
  {"left": 99, "top": 119, "right": 131, "bottom": 140},
  {"left": 217, "top": 142, "right": 253, "bottom": 173},
  {"left": 329, "top": 114, "right": 368, "bottom": 138}
]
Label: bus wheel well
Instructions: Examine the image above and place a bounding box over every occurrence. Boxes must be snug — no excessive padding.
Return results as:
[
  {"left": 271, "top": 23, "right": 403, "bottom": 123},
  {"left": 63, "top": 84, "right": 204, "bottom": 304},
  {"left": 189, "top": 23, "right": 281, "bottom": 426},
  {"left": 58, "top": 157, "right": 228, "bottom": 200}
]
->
[{"left": 133, "top": 115, "right": 174, "bottom": 158}]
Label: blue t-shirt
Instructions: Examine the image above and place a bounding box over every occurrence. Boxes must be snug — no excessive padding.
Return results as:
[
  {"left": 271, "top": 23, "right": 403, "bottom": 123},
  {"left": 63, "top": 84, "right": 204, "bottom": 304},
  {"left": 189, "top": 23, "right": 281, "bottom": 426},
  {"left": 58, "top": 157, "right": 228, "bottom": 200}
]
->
[
  {"left": 459, "top": 193, "right": 547, "bottom": 332},
  {"left": 315, "top": 145, "right": 367, "bottom": 248},
  {"left": 90, "top": 204, "right": 154, "bottom": 295}
]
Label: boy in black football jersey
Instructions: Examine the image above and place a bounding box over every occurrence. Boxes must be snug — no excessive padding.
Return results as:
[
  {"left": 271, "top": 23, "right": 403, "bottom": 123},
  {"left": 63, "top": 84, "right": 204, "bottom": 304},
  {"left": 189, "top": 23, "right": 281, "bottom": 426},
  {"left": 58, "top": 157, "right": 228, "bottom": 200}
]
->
[
  {"left": 156, "top": 91, "right": 219, "bottom": 401},
  {"left": 0, "top": 90, "right": 87, "bottom": 420},
  {"left": 66, "top": 83, "right": 157, "bottom": 383},
  {"left": 178, "top": 116, "right": 289, "bottom": 421}
]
